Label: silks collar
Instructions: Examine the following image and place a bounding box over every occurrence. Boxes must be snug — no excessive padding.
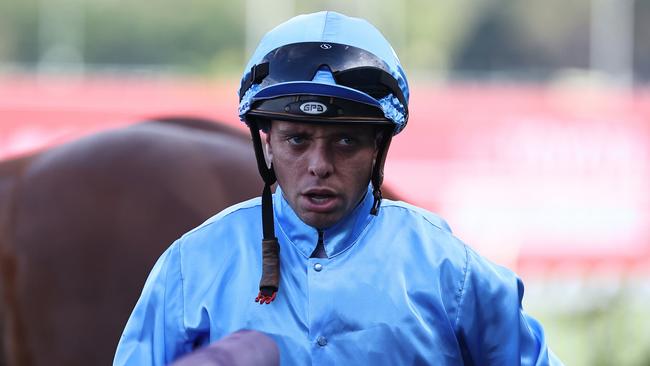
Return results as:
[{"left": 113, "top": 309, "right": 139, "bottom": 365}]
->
[{"left": 273, "top": 186, "right": 376, "bottom": 258}]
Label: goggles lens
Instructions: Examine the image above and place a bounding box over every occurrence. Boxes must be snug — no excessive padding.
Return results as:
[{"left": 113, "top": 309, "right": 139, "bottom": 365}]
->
[{"left": 240, "top": 42, "right": 407, "bottom": 109}]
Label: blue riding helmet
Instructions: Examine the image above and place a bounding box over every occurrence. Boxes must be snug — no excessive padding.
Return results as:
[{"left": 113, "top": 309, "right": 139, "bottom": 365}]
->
[{"left": 238, "top": 11, "right": 410, "bottom": 134}]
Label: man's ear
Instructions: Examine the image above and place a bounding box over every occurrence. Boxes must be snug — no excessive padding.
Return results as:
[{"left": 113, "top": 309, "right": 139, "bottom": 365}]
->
[
  {"left": 373, "top": 128, "right": 386, "bottom": 160},
  {"left": 264, "top": 131, "right": 273, "bottom": 167}
]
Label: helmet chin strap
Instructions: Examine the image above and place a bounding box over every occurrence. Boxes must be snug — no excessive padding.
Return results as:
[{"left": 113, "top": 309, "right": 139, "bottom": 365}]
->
[
  {"left": 370, "top": 128, "right": 393, "bottom": 215},
  {"left": 248, "top": 118, "right": 280, "bottom": 304}
]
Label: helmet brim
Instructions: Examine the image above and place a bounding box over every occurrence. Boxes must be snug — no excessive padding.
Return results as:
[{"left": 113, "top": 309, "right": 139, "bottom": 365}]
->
[{"left": 252, "top": 81, "right": 382, "bottom": 109}]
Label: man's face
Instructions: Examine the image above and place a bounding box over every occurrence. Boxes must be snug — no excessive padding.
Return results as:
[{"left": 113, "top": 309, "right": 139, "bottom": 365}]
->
[{"left": 265, "top": 120, "right": 380, "bottom": 229}]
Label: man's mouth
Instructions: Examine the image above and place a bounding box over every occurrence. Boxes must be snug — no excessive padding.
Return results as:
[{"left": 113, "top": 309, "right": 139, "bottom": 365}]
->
[
  {"left": 302, "top": 189, "right": 338, "bottom": 211},
  {"left": 306, "top": 193, "right": 334, "bottom": 203}
]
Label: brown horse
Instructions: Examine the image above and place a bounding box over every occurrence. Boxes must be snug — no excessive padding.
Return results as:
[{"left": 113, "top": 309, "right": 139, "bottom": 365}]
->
[
  {"left": 0, "top": 117, "right": 401, "bottom": 366},
  {"left": 0, "top": 118, "right": 262, "bottom": 366}
]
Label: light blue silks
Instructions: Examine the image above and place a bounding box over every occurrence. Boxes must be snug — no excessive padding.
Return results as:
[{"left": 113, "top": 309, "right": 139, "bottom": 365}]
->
[{"left": 114, "top": 188, "right": 562, "bottom": 365}]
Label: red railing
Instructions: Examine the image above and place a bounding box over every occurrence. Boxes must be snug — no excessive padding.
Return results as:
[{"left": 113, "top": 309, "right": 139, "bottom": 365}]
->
[{"left": 1, "top": 75, "right": 648, "bottom": 276}]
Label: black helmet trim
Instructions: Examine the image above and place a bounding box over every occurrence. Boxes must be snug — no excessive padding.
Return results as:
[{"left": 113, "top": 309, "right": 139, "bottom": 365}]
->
[{"left": 247, "top": 95, "right": 391, "bottom": 125}]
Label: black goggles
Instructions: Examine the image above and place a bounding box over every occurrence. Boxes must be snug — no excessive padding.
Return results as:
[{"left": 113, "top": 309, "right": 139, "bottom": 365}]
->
[{"left": 239, "top": 42, "right": 408, "bottom": 111}]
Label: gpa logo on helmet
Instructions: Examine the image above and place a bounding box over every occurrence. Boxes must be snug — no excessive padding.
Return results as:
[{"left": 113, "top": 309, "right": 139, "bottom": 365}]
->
[{"left": 299, "top": 102, "right": 328, "bottom": 114}]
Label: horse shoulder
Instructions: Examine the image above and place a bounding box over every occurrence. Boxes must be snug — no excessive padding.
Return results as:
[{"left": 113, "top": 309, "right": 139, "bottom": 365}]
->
[{"left": 0, "top": 153, "right": 38, "bottom": 366}]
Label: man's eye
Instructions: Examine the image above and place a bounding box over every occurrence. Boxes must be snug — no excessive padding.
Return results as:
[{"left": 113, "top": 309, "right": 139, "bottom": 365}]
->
[
  {"left": 288, "top": 136, "right": 305, "bottom": 145},
  {"left": 339, "top": 137, "right": 356, "bottom": 146}
]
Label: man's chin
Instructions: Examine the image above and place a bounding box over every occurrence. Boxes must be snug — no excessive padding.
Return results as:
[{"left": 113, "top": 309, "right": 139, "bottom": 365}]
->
[{"left": 298, "top": 211, "right": 341, "bottom": 230}]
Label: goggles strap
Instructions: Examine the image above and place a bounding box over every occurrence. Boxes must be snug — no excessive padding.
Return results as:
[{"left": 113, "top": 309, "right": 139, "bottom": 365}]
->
[
  {"left": 240, "top": 63, "right": 270, "bottom": 100},
  {"left": 370, "top": 130, "right": 393, "bottom": 215},
  {"left": 248, "top": 119, "right": 280, "bottom": 304}
]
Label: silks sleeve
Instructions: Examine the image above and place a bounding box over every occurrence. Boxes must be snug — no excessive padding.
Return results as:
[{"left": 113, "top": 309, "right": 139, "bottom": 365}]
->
[
  {"left": 454, "top": 246, "right": 564, "bottom": 366},
  {"left": 113, "top": 241, "right": 190, "bottom": 366}
]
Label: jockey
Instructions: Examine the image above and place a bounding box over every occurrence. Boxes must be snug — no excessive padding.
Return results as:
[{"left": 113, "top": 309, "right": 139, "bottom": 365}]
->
[{"left": 114, "top": 11, "right": 562, "bottom": 365}]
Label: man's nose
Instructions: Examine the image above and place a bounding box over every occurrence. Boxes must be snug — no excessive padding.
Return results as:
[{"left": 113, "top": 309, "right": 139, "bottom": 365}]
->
[{"left": 307, "top": 146, "right": 334, "bottom": 178}]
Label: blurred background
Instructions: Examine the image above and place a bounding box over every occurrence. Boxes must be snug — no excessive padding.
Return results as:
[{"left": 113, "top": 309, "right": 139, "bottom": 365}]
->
[{"left": 0, "top": 0, "right": 648, "bottom": 364}]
